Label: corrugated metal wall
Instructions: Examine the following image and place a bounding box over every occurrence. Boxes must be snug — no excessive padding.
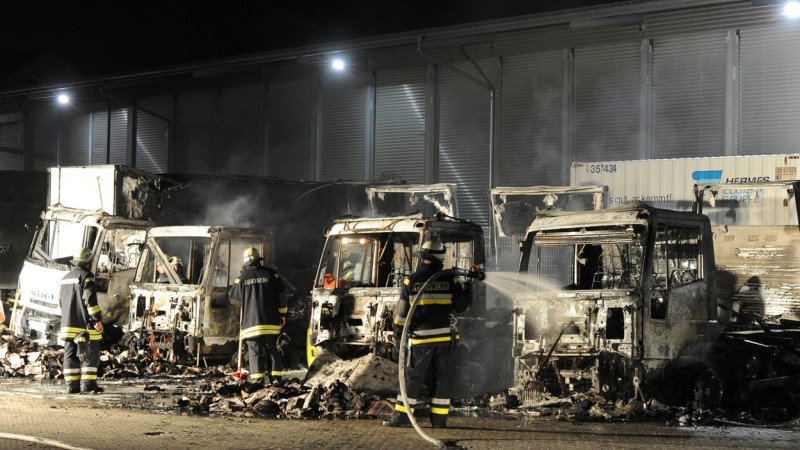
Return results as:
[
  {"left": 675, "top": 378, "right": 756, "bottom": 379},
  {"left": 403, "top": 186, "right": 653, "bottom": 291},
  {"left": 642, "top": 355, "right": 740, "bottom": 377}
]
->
[
  {"left": 57, "top": 105, "right": 91, "bottom": 166},
  {"left": 652, "top": 31, "right": 727, "bottom": 158},
  {"left": 90, "top": 102, "right": 108, "bottom": 165},
  {"left": 319, "top": 74, "right": 369, "bottom": 181},
  {"left": 28, "top": 108, "right": 57, "bottom": 171},
  {"left": 740, "top": 23, "right": 800, "bottom": 155},
  {"left": 500, "top": 51, "right": 565, "bottom": 186},
  {"left": 135, "top": 95, "right": 171, "bottom": 173},
  {"left": 573, "top": 42, "right": 641, "bottom": 162},
  {"left": 267, "top": 79, "right": 316, "bottom": 180},
  {"left": 109, "top": 105, "right": 129, "bottom": 164},
  {"left": 220, "top": 84, "right": 264, "bottom": 176},
  {"left": 437, "top": 61, "right": 493, "bottom": 227},
  {"left": 0, "top": 121, "right": 22, "bottom": 170},
  {"left": 374, "top": 67, "right": 428, "bottom": 183},
  {"left": 175, "top": 90, "right": 216, "bottom": 174}
]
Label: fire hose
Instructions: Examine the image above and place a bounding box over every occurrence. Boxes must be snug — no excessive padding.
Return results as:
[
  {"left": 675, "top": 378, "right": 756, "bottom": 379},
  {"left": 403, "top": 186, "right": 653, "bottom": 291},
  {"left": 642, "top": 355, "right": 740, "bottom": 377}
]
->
[{"left": 397, "top": 266, "right": 485, "bottom": 449}]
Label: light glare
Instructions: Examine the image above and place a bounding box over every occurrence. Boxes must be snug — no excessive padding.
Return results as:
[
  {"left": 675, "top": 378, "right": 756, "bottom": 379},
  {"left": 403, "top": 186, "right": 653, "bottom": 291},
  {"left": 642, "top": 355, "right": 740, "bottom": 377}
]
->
[
  {"left": 331, "top": 59, "right": 345, "bottom": 71},
  {"left": 57, "top": 94, "right": 70, "bottom": 104},
  {"left": 785, "top": 1, "right": 800, "bottom": 19}
]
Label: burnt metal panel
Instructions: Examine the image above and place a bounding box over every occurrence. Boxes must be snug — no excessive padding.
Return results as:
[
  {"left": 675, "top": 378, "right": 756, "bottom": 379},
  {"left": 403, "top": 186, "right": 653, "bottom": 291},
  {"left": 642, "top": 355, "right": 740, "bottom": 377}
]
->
[
  {"left": 267, "top": 79, "right": 316, "bottom": 180},
  {"left": 436, "top": 61, "right": 493, "bottom": 228},
  {"left": 220, "top": 84, "right": 264, "bottom": 176},
  {"left": 740, "top": 24, "right": 800, "bottom": 155},
  {"left": 57, "top": 105, "right": 91, "bottom": 166},
  {"left": 374, "top": 67, "right": 427, "bottom": 184},
  {"left": 573, "top": 42, "right": 641, "bottom": 162},
  {"left": 175, "top": 90, "right": 216, "bottom": 174},
  {"left": 319, "top": 74, "right": 368, "bottom": 181},
  {"left": 0, "top": 121, "right": 22, "bottom": 170},
  {"left": 500, "top": 51, "right": 565, "bottom": 187},
  {"left": 652, "top": 31, "right": 726, "bottom": 159}
]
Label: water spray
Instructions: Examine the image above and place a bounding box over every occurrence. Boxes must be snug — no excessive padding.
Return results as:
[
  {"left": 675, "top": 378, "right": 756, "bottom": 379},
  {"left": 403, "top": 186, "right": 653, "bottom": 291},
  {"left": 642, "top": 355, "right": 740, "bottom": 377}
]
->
[{"left": 397, "top": 266, "right": 485, "bottom": 449}]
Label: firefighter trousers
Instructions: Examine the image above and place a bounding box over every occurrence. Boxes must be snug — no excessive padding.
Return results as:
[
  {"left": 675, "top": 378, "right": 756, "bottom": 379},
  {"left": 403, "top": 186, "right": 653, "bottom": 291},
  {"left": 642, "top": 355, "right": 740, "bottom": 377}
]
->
[
  {"left": 63, "top": 340, "right": 101, "bottom": 392},
  {"left": 246, "top": 334, "right": 283, "bottom": 382},
  {"left": 397, "top": 343, "right": 454, "bottom": 426}
]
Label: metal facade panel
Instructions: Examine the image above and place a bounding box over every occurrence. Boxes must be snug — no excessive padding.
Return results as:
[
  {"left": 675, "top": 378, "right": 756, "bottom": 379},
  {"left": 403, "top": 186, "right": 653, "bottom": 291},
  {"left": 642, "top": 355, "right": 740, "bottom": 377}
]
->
[
  {"left": 175, "top": 90, "right": 216, "bottom": 174},
  {"left": 136, "top": 95, "right": 172, "bottom": 173},
  {"left": 436, "top": 61, "right": 492, "bottom": 228},
  {"left": 740, "top": 24, "right": 800, "bottom": 155},
  {"left": 0, "top": 122, "right": 22, "bottom": 170},
  {"left": 374, "top": 67, "right": 427, "bottom": 184},
  {"left": 500, "top": 51, "right": 564, "bottom": 186},
  {"left": 267, "top": 79, "right": 314, "bottom": 180},
  {"left": 28, "top": 108, "right": 57, "bottom": 171},
  {"left": 319, "top": 74, "right": 368, "bottom": 181},
  {"left": 58, "top": 106, "right": 90, "bottom": 166},
  {"left": 109, "top": 105, "right": 129, "bottom": 164},
  {"left": 652, "top": 32, "right": 727, "bottom": 159},
  {"left": 574, "top": 42, "right": 641, "bottom": 162},
  {"left": 220, "top": 84, "right": 264, "bottom": 176},
  {"left": 90, "top": 102, "right": 108, "bottom": 164}
]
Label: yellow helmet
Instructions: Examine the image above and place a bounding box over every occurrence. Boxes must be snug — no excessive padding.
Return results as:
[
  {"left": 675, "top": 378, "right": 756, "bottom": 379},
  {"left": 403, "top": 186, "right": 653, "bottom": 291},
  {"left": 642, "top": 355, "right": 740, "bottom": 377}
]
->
[
  {"left": 72, "top": 247, "right": 93, "bottom": 263},
  {"left": 243, "top": 247, "right": 261, "bottom": 262},
  {"left": 420, "top": 239, "right": 445, "bottom": 261}
]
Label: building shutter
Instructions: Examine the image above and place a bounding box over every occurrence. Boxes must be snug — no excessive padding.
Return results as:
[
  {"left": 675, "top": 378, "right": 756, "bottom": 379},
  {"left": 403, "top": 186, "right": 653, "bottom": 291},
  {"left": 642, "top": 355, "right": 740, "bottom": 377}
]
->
[
  {"left": 135, "top": 95, "right": 171, "bottom": 173},
  {"left": 574, "top": 43, "right": 640, "bottom": 162},
  {"left": 500, "top": 51, "right": 565, "bottom": 186},
  {"left": 740, "top": 24, "right": 800, "bottom": 155},
  {"left": 319, "top": 74, "right": 368, "bottom": 181},
  {"left": 267, "top": 79, "right": 315, "bottom": 180},
  {"left": 28, "top": 108, "right": 58, "bottom": 171},
  {"left": 220, "top": 84, "right": 264, "bottom": 176},
  {"left": 0, "top": 121, "right": 22, "bottom": 170},
  {"left": 90, "top": 102, "right": 108, "bottom": 165},
  {"left": 374, "top": 67, "right": 427, "bottom": 183},
  {"left": 437, "top": 61, "right": 493, "bottom": 227},
  {"left": 58, "top": 105, "right": 91, "bottom": 166},
  {"left": 653, "top": 32, "right": 726, "bottom": 158},
  {"left": 175, "top": 90, "right": 216, "bottom": 174}
]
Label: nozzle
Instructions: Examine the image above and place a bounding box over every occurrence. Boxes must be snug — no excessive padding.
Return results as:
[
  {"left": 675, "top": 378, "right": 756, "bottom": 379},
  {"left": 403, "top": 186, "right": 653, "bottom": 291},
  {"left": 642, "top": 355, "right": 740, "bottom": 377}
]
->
[{"left": 456, "top": 265, "right": 485, "bottom": 281}]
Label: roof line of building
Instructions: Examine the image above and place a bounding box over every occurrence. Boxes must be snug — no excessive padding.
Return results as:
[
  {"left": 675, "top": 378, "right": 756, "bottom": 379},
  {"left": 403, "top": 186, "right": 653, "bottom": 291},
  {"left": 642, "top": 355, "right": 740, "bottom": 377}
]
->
[{"left": 0, "top": 0, "right": 745, "bottom": 99}]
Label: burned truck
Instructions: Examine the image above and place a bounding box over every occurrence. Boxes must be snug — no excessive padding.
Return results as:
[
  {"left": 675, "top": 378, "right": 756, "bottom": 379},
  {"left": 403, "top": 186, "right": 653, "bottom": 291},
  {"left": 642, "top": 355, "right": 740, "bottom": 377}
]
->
[
  {"left": 125, "top": 226, "right": 273, "bottom": 364},
  {"left": 10, "top": 165, "right": 163, "bottom": 344},
  {"left": 511, "top": 195, "right": 800, "bottom": 413}
]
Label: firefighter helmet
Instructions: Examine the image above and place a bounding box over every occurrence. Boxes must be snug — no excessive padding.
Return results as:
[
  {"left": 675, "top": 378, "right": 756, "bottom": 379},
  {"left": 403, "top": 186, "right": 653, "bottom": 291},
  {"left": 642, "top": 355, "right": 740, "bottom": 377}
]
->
[
  {"left": 168, "top": 256, "right": 182, "bottom": 266},
  {"left": 419, "top": 239, "right": 445, "bottom": 261},
  {"left": 243, "top": 247, "right": 262, "bottom": 262},
  {"left": 71, "top": 247, "right": 93, "bottom": 264}
]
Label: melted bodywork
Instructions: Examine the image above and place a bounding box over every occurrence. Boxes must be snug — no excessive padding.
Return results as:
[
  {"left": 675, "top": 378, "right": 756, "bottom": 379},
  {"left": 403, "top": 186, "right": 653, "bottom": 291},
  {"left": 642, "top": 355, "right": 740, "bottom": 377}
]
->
[
  {"left": 126, "top": 226, "right": 273, "bottom": 363},
  {"left": 11, "top": 206, "right": 151, "bottom": 345}
]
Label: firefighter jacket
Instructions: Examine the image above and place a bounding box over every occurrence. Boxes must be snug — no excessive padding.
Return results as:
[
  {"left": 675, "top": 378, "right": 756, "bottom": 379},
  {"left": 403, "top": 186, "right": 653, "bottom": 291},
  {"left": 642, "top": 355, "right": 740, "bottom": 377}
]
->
[
  {"left": 59, "top": 265, "right": 102, "bottom": 342},
  {"left": 229, "top": 260, "right": 287, "bottom": 339},
  {"left": 393, "top": 262, "right": 470, "bottom": 347}
]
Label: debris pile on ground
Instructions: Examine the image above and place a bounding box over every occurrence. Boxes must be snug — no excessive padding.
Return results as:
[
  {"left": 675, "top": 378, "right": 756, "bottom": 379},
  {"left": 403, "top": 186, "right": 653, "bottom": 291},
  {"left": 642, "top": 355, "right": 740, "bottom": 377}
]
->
[
  {"left": 175, "top": 377, "right": 392, "bottom": 419},
  {"left": 303, "top": 352, "right": 398, "bottom": 393},
  {"left": 0, "top": 330, "right": 62, "bottom": 379}
]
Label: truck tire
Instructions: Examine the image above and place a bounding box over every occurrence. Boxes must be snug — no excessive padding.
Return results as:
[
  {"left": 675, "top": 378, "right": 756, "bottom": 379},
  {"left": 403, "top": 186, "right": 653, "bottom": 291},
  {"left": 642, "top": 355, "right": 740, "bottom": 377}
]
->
[{"left": 690, "top": 367, "right": 723, "bottom": 411}]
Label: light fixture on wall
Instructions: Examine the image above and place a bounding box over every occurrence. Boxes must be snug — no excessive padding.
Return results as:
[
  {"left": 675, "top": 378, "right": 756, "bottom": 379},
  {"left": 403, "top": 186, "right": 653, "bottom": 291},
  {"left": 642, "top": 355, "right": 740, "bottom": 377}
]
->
[
  {"left": 56, "top": 93, "right": 70, "bottom": 105},
  {"left": 331, "top": 58, "right": 346, "bottom": 71},
  {"left": 784, "top": 1, "right": 800, "bottom": 18}
]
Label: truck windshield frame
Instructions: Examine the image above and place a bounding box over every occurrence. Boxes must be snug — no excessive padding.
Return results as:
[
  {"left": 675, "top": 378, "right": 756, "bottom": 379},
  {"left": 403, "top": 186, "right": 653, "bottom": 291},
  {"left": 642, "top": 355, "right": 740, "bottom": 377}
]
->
[{"left": 316, "top": 232, "right": 418, "bottom": 289}]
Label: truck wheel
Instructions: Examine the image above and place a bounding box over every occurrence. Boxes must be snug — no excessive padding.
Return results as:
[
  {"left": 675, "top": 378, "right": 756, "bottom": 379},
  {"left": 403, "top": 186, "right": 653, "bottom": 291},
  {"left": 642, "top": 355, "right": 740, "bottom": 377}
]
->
[
  {"left": 455, "top": 358, "right": 486, "bottom": 396},
  {"left": 690, "top": 368, "right": 723, "bottom": 411}
]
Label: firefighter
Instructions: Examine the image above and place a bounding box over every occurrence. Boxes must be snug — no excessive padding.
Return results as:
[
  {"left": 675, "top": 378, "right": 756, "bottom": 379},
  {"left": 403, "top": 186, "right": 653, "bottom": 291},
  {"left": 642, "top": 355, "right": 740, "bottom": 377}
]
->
[
  {"left": 229, "top": 247, "right": 287, "bottom": 385},
  {"left": 384, "top": 239, "right": 471, "bottom": 429},
  {"left": 168, "top": 255, "right": 189, "bottom": 283},
  {"left": 59, "top": 247, "right": 104, "bottom": 394}
]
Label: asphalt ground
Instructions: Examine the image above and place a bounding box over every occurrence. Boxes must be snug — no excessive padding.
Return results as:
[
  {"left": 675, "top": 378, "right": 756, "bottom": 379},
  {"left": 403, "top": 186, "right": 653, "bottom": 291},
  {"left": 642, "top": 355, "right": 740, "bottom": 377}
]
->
[{"left": 1, "top": 379, "right": 799, "bottom": 450}]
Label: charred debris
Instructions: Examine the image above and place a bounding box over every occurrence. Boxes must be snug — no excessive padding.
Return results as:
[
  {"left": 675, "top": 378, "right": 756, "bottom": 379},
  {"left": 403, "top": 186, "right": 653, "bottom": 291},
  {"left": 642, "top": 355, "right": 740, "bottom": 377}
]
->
[{"left": 1, "top": 329, "right": 797, "bottom": 427}]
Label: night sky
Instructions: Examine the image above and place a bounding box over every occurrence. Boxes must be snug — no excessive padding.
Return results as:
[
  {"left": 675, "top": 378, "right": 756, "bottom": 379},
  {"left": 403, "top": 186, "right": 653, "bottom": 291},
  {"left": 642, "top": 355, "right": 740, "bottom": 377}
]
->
[{"left": 0, "top": 1, "right": 620, "bottom": 85}]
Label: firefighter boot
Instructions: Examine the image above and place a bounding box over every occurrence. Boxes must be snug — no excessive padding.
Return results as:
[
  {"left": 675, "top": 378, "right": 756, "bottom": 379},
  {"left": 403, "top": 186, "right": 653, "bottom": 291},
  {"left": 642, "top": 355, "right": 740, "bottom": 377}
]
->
[
  {"left": 67, "top": 381, "right": 80, "bottom": 394},
  {"left": 382, "top": 411, "right": 412, "bottom": 428},
  {"left": 430, "top": 414, "right": 447, "bottom": 429},
  {"left": 82, "top": 381, "right": 104, "bottom": 394}
]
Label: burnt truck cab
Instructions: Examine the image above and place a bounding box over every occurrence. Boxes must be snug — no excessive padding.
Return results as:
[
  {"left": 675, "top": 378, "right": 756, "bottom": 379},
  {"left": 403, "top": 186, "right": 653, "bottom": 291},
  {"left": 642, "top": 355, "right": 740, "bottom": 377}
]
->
[
  {"left": 308, "top": 213, "right": 485, "bottom": 359},
  {"left": 12, "top": 206, "right": 150, "bottom": 345},
  {"left": 514, "top": 202, "right": 720, "bottom": 404},
  {"left": 127, "top": 226, "right": 273, "bottom": 363}
]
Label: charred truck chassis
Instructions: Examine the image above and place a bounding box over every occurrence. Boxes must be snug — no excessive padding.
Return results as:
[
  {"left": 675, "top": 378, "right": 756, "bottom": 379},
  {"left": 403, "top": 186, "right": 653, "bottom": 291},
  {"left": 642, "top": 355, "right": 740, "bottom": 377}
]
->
[{"left": 512, "top": 202, "right": 800, "bottom": 413}]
